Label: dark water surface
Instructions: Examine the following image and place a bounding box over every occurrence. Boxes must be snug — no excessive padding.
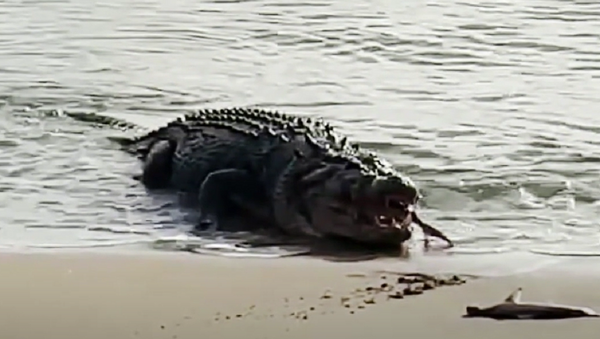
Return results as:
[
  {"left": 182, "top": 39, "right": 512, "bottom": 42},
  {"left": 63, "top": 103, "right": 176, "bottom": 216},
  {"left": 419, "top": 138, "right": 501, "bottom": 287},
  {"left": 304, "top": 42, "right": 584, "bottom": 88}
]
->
[{"left": 1, "top": 0, "right": 600, "bottom": 267}]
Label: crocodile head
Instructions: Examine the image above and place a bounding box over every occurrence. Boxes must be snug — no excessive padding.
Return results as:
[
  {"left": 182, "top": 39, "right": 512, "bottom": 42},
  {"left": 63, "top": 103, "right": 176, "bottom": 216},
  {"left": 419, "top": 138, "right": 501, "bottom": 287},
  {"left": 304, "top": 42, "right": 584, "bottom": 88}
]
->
[
  {"left": 291, "top": 154, "right": 421, "bottom": 248},
  {"left": 306, "top": 174, "right": 418, "bottom": 247}
]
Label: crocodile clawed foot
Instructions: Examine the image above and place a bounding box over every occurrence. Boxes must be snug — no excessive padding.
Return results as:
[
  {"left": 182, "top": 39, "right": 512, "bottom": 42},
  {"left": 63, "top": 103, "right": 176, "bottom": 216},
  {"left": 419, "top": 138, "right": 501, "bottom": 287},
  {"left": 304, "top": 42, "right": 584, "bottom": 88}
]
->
[{"left": 196, "top": 214, "right": 218, "bottom": 232}]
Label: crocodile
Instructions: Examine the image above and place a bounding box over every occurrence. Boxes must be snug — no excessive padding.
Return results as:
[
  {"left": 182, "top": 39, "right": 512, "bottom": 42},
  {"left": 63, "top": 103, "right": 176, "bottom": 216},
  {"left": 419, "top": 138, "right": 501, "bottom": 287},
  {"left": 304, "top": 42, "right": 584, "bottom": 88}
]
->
[{"left": 67, "top": 107, "right": 453, "bottom": 249}]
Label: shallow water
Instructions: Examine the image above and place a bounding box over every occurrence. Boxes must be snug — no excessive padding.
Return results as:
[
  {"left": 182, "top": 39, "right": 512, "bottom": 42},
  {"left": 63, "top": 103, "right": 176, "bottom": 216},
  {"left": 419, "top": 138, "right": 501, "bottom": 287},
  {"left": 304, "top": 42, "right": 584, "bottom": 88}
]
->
[{"left": 1, "top": 0, "right": 600, "bottom": 266}]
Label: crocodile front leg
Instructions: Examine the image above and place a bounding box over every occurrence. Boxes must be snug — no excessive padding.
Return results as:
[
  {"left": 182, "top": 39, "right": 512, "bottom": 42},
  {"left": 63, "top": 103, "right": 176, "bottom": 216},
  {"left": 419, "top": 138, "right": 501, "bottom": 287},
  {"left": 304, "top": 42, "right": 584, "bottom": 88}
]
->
[{"left": 196, "top": 169, "right": 266, "bottom": 232}]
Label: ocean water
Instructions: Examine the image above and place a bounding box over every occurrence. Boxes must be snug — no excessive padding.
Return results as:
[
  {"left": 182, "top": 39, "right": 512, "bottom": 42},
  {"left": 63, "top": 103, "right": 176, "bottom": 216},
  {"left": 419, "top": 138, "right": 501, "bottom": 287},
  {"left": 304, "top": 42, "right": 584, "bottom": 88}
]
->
[{"left": 1, "top": 0, "right": 600, "bottom": 269}]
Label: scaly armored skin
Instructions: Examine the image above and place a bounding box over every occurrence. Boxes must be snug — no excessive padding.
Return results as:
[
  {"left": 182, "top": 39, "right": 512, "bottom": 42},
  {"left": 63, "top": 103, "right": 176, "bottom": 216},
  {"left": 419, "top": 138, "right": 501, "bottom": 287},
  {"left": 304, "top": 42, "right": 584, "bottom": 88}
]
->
[{"left": 67, "top": 107, "right": 453, "bottom": 248}]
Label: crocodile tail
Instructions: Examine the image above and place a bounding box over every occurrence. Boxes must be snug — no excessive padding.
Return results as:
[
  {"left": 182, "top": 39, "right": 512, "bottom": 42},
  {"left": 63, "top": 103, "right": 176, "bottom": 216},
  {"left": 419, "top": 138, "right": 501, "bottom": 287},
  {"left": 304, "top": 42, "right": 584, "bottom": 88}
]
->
[
  {"left": 64, "top": 112, "right": 140, "bottom": 130},
  {"left": 107, "top": 136, "right": 136, "bottom": 146}
]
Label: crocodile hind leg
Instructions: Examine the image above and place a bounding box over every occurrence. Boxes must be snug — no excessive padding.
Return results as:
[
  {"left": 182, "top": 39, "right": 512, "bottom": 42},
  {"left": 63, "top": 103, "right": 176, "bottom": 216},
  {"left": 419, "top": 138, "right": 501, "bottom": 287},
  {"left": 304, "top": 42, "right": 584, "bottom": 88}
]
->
[
  {"left": 140, "top": 140, "right": 176, "bottom": 190},
  {"left": 195, "top": 169, "right": 266, "bottom": 232}
]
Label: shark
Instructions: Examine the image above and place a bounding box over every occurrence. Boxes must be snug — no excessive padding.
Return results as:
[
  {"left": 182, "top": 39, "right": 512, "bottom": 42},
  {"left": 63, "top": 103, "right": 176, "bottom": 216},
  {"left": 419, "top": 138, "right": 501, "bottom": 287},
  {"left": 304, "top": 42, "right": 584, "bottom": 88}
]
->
[{"left": 464, "top": 287, "right": 600, "bottom": 320}]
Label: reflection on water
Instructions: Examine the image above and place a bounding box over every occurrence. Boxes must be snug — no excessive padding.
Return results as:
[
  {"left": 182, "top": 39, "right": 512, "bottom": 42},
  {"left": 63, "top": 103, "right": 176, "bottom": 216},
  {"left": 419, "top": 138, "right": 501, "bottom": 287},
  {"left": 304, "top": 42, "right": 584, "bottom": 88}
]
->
[{"left": 0, "top": 0, "right": 599, "bottom": 264}]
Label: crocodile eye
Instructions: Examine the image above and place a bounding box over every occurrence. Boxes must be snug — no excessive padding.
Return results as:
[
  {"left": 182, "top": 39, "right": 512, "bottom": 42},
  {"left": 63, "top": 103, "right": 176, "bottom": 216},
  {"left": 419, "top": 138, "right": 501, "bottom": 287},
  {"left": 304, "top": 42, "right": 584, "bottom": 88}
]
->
[
  {"left": 385, "top": 197, "right": 406, "bottom": 210},
  {"left": 344, "top": 162, "right": 360, "bottom": 170}
]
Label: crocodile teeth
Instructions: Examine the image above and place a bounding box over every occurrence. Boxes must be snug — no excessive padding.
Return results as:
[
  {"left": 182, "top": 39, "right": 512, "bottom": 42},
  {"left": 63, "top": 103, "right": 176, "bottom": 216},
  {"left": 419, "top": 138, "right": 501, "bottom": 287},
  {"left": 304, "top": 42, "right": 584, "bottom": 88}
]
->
[{"left": 375, "top": 215, "right": 396, "bottom": 227}]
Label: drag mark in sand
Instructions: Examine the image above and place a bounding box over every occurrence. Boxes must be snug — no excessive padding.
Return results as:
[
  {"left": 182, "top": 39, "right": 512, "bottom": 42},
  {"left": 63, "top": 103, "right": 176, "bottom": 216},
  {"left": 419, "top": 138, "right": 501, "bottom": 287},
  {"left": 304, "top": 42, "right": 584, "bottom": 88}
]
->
[{"left": 208, "top": 272, "right": 471, "bottom": 322}]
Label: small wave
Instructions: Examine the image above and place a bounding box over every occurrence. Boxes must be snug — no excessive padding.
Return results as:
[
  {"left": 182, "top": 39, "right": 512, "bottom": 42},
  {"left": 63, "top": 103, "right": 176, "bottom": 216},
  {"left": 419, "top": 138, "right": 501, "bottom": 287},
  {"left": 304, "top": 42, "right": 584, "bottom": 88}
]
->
[
  {"left": 446, "top": 246, "right": 512, "bottom": 255},
  {"left": 186, "top": 248, "right": 305, "bottom": 258},
  {"left": 87, "top": 225, "right": 152, "bottom": 235},
  {"left": 530, "top": 249, "right": 600, "bottom": 257},
  {"left": 19, "top": 239, "right": 149, "bottom": 249},
  {"left": 149, "top": 235, "right": 310, "bottom": 258}
]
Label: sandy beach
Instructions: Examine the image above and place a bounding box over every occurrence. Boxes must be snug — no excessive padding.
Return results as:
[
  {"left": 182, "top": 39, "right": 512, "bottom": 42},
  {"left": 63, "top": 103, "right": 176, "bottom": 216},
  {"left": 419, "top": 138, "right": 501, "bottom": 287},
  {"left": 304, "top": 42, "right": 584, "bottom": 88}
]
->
[{"left": 0, "top": 252, "right": 599, "bottom": 339}]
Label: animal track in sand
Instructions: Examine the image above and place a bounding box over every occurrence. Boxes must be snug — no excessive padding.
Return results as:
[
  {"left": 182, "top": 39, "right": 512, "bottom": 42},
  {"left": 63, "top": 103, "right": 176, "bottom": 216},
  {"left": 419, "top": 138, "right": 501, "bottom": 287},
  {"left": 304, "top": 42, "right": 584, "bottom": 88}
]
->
[{"left": 207, "top": 272, "right": 472, "bottom": 322}]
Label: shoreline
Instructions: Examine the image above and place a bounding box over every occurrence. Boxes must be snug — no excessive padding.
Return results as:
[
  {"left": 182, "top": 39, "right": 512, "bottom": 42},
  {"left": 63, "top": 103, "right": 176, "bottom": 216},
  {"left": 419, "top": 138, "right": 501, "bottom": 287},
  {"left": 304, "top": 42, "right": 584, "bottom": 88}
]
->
[
  {"left": 1, "top": 251, "right": 600, "bottom": 339},
  {"left": 0, "top": 243, "right": 575, "bottom": 277}
]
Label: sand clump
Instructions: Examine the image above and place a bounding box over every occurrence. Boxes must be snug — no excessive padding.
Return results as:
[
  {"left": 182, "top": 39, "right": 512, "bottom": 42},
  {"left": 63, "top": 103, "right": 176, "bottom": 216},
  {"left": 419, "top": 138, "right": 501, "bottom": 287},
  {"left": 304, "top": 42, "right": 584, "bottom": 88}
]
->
[{"left": 211, "top": 272, "right": 470, "bottom": 322}]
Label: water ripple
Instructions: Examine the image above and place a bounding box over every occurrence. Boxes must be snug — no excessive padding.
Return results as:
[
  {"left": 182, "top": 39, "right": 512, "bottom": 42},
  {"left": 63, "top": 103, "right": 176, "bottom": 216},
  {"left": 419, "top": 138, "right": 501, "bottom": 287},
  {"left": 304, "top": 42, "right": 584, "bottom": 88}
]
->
[{"left": 0, "top": 0, "right": 599, "bottom": 262}]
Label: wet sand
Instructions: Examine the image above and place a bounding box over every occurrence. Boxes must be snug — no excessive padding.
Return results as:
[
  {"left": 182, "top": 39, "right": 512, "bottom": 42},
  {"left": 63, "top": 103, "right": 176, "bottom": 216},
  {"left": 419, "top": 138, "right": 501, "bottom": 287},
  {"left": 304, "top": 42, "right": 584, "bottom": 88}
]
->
[{"left": 1, "top": 252, "right": 599, "bottom": 339}]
